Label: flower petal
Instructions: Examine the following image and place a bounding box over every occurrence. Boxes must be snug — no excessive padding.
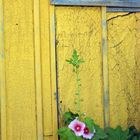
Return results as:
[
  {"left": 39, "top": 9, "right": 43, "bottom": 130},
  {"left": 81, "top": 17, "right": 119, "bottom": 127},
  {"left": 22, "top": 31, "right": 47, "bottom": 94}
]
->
[
  {"left": 68, "top": 119, "right": 85, "bottom": 136},
  {"left": 83, "top": 132, "right": 94, "bottom": 139}
]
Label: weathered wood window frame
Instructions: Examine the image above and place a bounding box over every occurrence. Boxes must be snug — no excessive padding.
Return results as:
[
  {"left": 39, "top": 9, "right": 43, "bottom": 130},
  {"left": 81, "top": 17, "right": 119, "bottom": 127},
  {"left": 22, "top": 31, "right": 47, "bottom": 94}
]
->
[{"left": 51, "top": 0, "right": 140, "bottom": 12}]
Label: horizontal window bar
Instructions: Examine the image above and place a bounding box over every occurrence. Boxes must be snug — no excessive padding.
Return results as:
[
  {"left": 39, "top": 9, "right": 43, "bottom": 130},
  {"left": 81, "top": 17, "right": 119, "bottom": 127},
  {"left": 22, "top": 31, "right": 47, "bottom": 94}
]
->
[
  {"left": 51, "top": 0, "right": 140, "bottom": 8},
  {"left": 107, "top": 7, "right": 140, "bottom": 12}
]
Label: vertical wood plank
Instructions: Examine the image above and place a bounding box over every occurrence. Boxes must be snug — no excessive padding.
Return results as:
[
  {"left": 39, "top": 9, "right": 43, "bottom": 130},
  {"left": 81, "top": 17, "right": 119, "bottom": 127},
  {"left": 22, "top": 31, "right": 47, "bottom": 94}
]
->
[
  {"left": 102, "top": 7, "right": 110, "bottom": 128},
  {"left": 40, "top": 0, "right": 53, "bottom": 136},
  {"left": 50, "top": 5, "right": 58, "bottom": 140},
  {"left": 33, "top": 0, "right": 43, "bottom": 139},
  {"left": 4, "top": 0, "right": 37, "bottom": 139},
  {"left": 40, "top": 0, "right": 58, "bottom": 138},
  {"left": 0, "top": 0, "right": 6, "bottom": 139}
]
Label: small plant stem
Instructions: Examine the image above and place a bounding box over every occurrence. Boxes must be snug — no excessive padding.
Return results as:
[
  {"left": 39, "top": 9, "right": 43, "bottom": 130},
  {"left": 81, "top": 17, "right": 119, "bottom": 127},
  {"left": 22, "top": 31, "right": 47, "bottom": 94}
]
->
[{"left": 75, "top": 68, "right": 81, "bottom": 115}]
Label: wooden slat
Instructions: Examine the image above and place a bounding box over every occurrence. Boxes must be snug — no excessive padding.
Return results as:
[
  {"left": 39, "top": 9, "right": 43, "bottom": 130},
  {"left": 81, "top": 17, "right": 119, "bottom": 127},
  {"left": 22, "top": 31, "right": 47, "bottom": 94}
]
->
[
  {"left": 0, "top": 0, "right": 6, "bottom": 139},
  {"left": 33, "top": 0, "right": 43, "bottom": 139},
  {"left": 102, "top": 7, "right": 110, "bottom": 128},
  {"left": 49, "top": 5, "right": 58, "bottom": 140},
  {"left": 51, "top": 0, "right": 140, "bottom": 7},
  {"left": 40, "top": 0, "right": 53, "bottom": 136},
  {"left": 4, "top": 0, "right": 37, "bottom": 139}
]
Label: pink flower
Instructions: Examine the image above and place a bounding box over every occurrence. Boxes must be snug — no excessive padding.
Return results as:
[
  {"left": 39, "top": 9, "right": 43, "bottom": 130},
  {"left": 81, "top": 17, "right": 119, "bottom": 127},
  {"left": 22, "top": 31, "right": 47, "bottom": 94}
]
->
[
  {"left": 82, "top": 127, "right": 94, "bottom": 139},
  {"left": 68, "top": 119, "right": 85, "bottom": 136}
]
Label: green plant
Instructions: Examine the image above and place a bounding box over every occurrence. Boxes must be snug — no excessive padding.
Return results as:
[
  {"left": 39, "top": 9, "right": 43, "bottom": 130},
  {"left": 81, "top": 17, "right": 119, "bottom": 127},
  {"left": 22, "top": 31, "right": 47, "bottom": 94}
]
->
[
  {"left": 58, "top": 110, "right": 107, "bottom": 140},
  {"left": 105, "top": 125, "right": 140, "bottom": 140},
  {"left": 105, "top": 126, "right": 129, "bottom": 140},
  {"left": 58, "top": 50, "right": 107, "bottom": 140},
  {"left": 58, "top": 49, "right": 140, "bottom": 140},
  {"left": 128, "top": 126, "right": 140, "bottom": 140},
  {"left": 66, "top": 49, "right": 84, "bottom": 114}
]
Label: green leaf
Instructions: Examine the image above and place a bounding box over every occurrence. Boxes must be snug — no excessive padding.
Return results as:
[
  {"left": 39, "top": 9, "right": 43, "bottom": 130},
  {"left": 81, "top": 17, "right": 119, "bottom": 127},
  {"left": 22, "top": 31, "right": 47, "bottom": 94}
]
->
[
  {"left": 76, "top": 137, "right": 84, "bottom": 140},
  {"left": 58, "top": 127, "right": 68, "bottom": 140},
  {"left": 77, "top": 59, "right": 84, "bottom": 65},
  {"left": 128, "top": 126, "right": 140, "bottom": 140},
  {"left": 72, "top": 49, "right": 79, "bottom": 59},
  {"left": 66, "top": 49, "right": 84, "bottom": 70},
  {"left": 105, "top": 126, "right": 129, "bottom": 140},
  {"left": 58, "top": 127, "right": 78, "bottom": 140},
  {"left": 66, "top": 59, "right": 73, "bottom": 64},
  {"left": 63, "top": 111, "right": 79, "bottom": 125},
  {"left": 92, "top": 137, "right": 100, "bottom": 140},
  {"left": 106, "top": 127, "right": 117, "bottom": 140},
  {"left": 132, "top": 136, "right": 138, "bottom": 140},
  {"left": 84, "top": 117, "right": 94, "bottom": 132},
  {"left": 92, "top": 124, "right": 107, "bottom": 140}
]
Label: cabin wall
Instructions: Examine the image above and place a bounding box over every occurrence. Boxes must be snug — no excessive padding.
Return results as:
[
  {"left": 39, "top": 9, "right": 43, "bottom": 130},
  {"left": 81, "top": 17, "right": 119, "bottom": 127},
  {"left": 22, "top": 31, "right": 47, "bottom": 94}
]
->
[
  {"left": 1, "top": 0, "right": 58, "bottom": 140},
  {"left": 0, "top": 0, "right": 140, "bottom": 140},
  {"left": 55, "top": 7, "right": 140, "bottom": 130}
]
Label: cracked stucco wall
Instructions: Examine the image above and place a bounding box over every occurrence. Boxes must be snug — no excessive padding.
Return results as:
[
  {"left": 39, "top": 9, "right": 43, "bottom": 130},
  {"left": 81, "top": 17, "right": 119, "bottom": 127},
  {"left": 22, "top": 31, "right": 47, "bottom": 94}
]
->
[
  {"left": 56, "top": 7, "right": 140, "bottom": 129},
  {"left": 108, "top": 12, "right": 140, "bottom": 129}
]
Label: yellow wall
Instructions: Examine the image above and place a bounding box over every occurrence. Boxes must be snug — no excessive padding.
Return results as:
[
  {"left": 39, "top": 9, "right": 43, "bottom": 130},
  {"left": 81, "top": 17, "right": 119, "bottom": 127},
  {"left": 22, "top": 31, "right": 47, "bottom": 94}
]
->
[
  {"left": 0, "top": 0, "right": 140, "bottom": 140},
  {"left": 56, "top": 7, "right": 140, "bottom": 130},
  {"left": 107, "top": 12, "right": 140, "bottom": 129},
  {"left": 4, "top": 0, "right": 37, "bottom": 139},
  {"left": 1, "top": 0, "right": 58, "bottom": 140},
  {"left": 56, "top": 7, "right": 104, "bottom": 127}
]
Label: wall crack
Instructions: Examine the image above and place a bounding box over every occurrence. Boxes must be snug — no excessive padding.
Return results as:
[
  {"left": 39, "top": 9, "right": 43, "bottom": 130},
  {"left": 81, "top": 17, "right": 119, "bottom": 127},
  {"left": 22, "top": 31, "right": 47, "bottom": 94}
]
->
[{"left": 107, "top": 12, "right": 135, "bottom": 22}]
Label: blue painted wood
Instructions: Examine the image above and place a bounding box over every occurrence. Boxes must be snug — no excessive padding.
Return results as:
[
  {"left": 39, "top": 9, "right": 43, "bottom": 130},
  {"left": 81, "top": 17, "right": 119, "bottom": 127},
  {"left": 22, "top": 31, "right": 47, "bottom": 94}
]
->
[
  {"left": 51, "top": 0, "right": 140, "bottom": 7},
  {"left": 107, "top": 7, "right": 140, "bottom": 12}
]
